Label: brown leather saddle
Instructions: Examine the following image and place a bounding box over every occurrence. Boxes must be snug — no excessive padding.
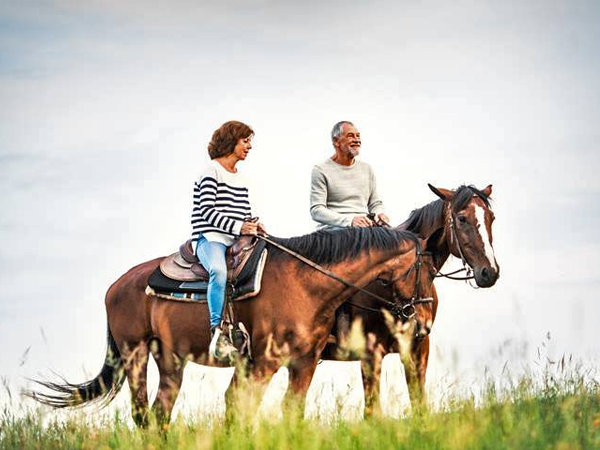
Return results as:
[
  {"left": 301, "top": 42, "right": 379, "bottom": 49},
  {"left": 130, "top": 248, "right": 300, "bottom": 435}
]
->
[{"left": 160, "top": 236, "right": 266, "bottom": 284}]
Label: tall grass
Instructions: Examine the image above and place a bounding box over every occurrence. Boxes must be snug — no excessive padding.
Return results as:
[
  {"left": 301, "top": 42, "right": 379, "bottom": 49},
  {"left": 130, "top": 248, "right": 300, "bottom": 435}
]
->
[{"left": 2, "top": 360, "right": 599, "bottom": 450}]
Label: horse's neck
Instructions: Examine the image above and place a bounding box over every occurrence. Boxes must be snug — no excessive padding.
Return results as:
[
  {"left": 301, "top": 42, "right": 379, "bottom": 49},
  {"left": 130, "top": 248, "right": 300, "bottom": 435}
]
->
[
  {"left": 432, "top": 247, "right": 451, "bottom": 271},
  {"left": 328, "top": 251, "right": 392, "bottom": 293},
  {"left": 312, "top": 250, "right": 402, "bottom": 321}
]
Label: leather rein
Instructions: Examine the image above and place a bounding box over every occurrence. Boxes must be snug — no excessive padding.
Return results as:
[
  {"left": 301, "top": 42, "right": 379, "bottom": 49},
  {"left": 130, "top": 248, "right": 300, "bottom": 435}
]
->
[{"left": 256, "top": 234, "right": 434, "bottom": 320}]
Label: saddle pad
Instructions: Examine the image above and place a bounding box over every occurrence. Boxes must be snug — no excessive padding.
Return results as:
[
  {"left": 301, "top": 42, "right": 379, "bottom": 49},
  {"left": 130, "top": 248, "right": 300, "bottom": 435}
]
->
[
  {"left": 147, "top": 248, "right": 269, "bottom": 302},
  {"left": 148, "top": 268, "right": 208, "bottom": 293},
  {"left": 145, "top": 286, "right": 206, "bottom": 302}
]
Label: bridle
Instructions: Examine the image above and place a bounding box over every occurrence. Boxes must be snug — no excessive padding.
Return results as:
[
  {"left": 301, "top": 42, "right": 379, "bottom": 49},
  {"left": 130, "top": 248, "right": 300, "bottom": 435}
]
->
[
  {"left": 256, "top": 234, "right": 434, "bottom": 320},
  {"left": 369, "top": 248, "right": 434, "bottom": 320},
  {"left": 434, "top": 201, "right": 479, "bottom": 288}
]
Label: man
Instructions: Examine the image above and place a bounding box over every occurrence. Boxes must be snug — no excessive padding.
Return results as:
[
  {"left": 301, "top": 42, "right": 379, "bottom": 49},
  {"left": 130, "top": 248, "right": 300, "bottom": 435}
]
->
[{"left": 310, "top": 121, "right": 390, "bottom": 229}]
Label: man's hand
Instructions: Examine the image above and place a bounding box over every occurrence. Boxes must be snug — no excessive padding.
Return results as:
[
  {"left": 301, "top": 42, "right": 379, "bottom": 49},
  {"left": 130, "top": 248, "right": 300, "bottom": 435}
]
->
[
  {"left": 374, "top": 213, "right": 390, "bottom": 226},
  {"left": 351, "top": 215, "right": 374, "bottom": 227}
]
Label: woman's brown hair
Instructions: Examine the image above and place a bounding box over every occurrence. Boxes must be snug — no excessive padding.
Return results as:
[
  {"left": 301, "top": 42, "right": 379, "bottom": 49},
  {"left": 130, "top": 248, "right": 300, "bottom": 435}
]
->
[{"left": 208, "top": 121, "right": 254, "bottom": 159}]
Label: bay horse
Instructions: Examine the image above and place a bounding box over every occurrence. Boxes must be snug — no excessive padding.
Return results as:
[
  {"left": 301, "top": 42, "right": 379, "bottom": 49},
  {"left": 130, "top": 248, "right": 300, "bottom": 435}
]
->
[
  {"left": 324, "top": 183, "right": 500, "bottom": 409},
  {"left": 29, "top": 227, "right": 433, "bottom": 426}
]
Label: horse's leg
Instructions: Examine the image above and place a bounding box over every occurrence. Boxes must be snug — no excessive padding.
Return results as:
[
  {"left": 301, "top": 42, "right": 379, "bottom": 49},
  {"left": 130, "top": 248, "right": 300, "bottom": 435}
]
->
[
  {"left": 122, "top": 341, "right": 150, "bottom": 428},
  {"left": 404, "top": 335, "right": 430, "bottom": 410},
  {"left": 288, "top": 357, "right": 318, "bottom": 394},
  {"left": 151, "top": 343, "right": 187, "bottom": 428},
  {"left": 221, "top": 356, "right": 280, "bottom": 425},
  {"left": 361, "top": 353, "right": 382, "bottom": 416},
  {"left": 224, "top": 363, "right": 251, "bottom": 419},
  {"left": 362, "top": 332, "right": 388, "bottom": 415},
  {"left": 361, "top": 364, "right": 375, "bottom": 415},
  {"left": 247, "top": 355, "right": 283, "bottom": 400},
  {"left": 284, "top": 353, "right": 320, "bottom": 416}
]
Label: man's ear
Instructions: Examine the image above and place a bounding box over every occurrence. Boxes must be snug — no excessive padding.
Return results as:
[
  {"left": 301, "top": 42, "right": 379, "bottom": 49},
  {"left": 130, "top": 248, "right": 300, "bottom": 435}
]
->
[{"left": 428, "top": 183, "right": 454, "bottom": 201}]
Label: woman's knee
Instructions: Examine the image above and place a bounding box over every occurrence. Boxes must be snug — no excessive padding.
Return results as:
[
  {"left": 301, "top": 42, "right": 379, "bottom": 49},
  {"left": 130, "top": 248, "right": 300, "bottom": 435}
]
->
[{"left": 209, "top": 265, "right": 228, "bottom": 284}]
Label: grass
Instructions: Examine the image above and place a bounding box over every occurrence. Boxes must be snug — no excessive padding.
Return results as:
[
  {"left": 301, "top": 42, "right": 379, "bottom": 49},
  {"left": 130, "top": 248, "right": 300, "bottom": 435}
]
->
[{"left": 2, "top": 362, "right": 599, "bottom": 450}]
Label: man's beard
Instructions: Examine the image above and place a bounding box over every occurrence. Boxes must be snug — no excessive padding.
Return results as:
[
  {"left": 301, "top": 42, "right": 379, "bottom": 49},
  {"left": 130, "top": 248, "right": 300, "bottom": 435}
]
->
[{"left": 347, "top": 146, "right": 360, "bottom": 157}]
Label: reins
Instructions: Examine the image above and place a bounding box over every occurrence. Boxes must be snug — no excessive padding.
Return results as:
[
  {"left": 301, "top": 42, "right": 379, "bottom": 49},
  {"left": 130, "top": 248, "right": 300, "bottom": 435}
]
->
[
  {"left": 435, "top": 267, "right": 473, "bottom": 281},
  {"left": 256, "top": 233, "right": 433, "bottom": 320}
]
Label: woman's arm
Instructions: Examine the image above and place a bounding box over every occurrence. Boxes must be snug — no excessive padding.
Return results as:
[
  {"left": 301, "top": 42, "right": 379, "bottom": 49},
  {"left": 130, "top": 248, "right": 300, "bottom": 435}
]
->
[{"left": 192, "top": 175, "right": 245, "bottom": 235}]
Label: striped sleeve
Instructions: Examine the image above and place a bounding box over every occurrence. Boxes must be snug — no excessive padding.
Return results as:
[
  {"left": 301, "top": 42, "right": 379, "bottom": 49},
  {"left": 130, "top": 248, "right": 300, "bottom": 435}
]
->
[
  {"left": 192, "top": 177, "right": 244, "bottom": 235},
  {"left": 190, "top": 163, "right": 252, "bottom": 240}
]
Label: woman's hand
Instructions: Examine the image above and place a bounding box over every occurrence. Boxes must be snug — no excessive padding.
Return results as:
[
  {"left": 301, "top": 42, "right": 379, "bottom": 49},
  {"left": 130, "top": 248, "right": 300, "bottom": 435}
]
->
[
  {"left": 257, "top": 222, "right": 267, "bottom": 236},
  {"left": 240, "top": 221, "right": 258, "bottom": 236}
]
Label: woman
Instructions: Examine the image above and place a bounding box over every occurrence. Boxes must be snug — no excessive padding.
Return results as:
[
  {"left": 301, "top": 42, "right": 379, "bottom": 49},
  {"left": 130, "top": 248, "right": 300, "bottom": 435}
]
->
[{"left": 191, "top": 120, "right": 265, "bottom": 364}]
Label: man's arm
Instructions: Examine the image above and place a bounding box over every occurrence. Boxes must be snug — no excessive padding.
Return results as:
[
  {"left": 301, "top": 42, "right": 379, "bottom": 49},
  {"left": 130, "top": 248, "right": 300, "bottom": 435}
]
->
[
  {"left": 310, "top": 166, "right": 353, "bottom": 227},
  {"left": 367, "top": 166, "right": 389, "bottom": 224}
]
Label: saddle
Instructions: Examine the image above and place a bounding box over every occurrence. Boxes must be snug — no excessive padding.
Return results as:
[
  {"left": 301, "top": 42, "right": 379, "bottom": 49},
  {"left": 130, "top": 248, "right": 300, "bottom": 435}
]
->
[
  {"left": 160, "top": 237, "right": 262, "bottom": 283},
  {"left": 148, "top": 236, "right": 268, "bottom": 302}
]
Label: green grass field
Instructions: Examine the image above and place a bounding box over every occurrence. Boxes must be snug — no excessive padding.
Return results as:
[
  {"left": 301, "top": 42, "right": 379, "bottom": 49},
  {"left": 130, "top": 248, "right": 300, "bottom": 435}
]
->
[{"left": 2, "top": 363, "right": 599, "bottom": 450}]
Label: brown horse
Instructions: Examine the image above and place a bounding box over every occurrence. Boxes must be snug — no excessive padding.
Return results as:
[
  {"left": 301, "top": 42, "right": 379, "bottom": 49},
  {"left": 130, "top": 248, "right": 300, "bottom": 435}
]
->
[
  {"left": 324, "top": 184, "right": 500, "bottom": 409},
  {"left": 29, "top": 227, "right": 434, "bottom": 426}
]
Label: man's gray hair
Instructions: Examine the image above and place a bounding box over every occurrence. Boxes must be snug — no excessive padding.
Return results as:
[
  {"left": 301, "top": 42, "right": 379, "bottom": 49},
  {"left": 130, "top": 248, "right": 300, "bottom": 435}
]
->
[{"left": 331, "top": 121, "right": 354, "bottom": 142}]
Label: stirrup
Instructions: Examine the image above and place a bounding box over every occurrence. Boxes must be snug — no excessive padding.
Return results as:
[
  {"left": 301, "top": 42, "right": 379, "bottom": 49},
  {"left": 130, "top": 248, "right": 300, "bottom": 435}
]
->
[{"left": 209, "top": 326, "right": 239, "bottom": 364}]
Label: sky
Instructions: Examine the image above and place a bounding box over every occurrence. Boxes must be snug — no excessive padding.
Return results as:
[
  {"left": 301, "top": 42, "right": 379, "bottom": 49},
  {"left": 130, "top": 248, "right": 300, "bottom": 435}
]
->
[{"left": 1, "top": 0, "right": 599, "bottom": 415}]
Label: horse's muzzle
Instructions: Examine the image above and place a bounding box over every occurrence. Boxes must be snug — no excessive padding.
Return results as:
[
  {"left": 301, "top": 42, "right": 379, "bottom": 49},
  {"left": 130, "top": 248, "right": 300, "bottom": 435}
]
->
[
  {"left": 415, "top": 320, "right": 432, "bottom": 340},
  {"left": 474, "top": 265, "right": 499, "bottom": 288}
]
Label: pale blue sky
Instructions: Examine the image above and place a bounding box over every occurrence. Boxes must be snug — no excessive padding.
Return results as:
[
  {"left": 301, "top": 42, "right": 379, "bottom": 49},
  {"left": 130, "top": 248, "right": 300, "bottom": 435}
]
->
[{"left": 1, "top": 0, "right": 599, "bottom": 409}]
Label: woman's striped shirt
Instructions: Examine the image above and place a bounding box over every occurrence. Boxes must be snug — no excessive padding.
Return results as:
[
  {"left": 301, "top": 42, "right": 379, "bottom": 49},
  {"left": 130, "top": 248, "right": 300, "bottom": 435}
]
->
[{"left": 191, "top": 160, "right": 252, "bottom": 246}]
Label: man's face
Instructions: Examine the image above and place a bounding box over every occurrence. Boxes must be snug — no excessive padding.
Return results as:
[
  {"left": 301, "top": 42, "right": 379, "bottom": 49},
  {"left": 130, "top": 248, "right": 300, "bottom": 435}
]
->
[{"left": 334, "top": 124, "right": 361, "bottom": 158}]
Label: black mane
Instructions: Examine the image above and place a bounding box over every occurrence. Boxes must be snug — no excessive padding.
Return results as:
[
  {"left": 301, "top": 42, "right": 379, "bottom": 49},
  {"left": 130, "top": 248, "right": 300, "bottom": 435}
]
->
[
  {"left": 401, "top": 199, "right": 445, "bottom": 236},
  {"left": 269, "top": 227, "right": 420, "bottom": 266},
  {"left": 401, "top": 185, "right": 492, "bottom": 236}
]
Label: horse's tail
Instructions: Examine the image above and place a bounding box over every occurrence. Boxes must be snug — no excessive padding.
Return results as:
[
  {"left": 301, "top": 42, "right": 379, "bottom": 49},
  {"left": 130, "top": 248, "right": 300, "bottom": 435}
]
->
[{"left": 25, "top": 324, "right": 126, "bottom": 409}]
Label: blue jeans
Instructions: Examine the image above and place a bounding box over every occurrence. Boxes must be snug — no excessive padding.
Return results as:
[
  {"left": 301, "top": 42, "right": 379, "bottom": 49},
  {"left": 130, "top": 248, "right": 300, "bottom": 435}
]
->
[{"left": 195, "top": 237, "right": 228, "bottom": 329}]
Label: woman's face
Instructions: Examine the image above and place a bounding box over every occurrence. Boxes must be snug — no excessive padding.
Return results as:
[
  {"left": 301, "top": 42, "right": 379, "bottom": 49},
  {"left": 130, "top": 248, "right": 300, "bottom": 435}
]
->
[{"left": 233, "top": 135, "right": 252, "bottom": 161}]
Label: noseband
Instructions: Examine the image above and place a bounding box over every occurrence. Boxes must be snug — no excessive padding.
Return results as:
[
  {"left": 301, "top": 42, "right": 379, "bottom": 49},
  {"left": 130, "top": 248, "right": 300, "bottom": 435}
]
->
[{"left": 256, "top": 234, "right": 434, "bottom": 320}]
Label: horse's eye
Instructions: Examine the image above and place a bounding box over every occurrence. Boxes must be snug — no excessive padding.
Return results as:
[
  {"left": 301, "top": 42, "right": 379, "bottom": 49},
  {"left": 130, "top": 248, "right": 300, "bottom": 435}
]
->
[{"left": 457, "top": 215, "right": 467, "bottom": 224}]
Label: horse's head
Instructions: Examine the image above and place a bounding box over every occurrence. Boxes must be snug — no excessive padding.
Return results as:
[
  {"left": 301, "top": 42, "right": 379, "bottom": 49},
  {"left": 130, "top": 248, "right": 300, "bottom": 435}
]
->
[
  {"left": 385, "top": 242, "right": 437, "bottom": 340},
  {"left": 428, "top": 183, "right": 500, "bottom": 288}
]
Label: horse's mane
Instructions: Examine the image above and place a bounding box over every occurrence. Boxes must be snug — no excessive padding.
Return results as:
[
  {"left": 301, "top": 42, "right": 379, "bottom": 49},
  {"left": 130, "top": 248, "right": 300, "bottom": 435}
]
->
[
  {"left": 401, "top": 199, "right": 445, "bottom": 236},
  {"left": 401, "top": 185, "right": 492, "bottom": 236},
  {"left": 451, "top": 185, "right": 491, "bottom": 212},
  {"left": 269, "top": 227, "right": 420, "bottom": 266}
]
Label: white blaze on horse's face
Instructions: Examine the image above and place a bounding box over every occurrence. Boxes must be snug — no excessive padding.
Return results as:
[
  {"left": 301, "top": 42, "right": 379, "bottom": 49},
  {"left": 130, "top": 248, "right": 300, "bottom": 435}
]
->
[{"left": 473, "top": 204, "right": 498, "bottom": 271}]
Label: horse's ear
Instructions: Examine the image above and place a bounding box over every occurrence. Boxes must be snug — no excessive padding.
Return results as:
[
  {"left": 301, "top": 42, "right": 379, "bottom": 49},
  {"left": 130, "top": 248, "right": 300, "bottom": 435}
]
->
[
  {"left": 482, "top": 184, "right": 493, "bottom": 197},
  {"left": 428, "top": 183, "right": 454, "bottom": 201}
]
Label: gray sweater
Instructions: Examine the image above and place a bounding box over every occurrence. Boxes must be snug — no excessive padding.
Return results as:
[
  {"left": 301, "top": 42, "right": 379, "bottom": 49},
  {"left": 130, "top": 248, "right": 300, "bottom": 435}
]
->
[{"left": 310, "top": 158, "right": 385, "bottom": 229}]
